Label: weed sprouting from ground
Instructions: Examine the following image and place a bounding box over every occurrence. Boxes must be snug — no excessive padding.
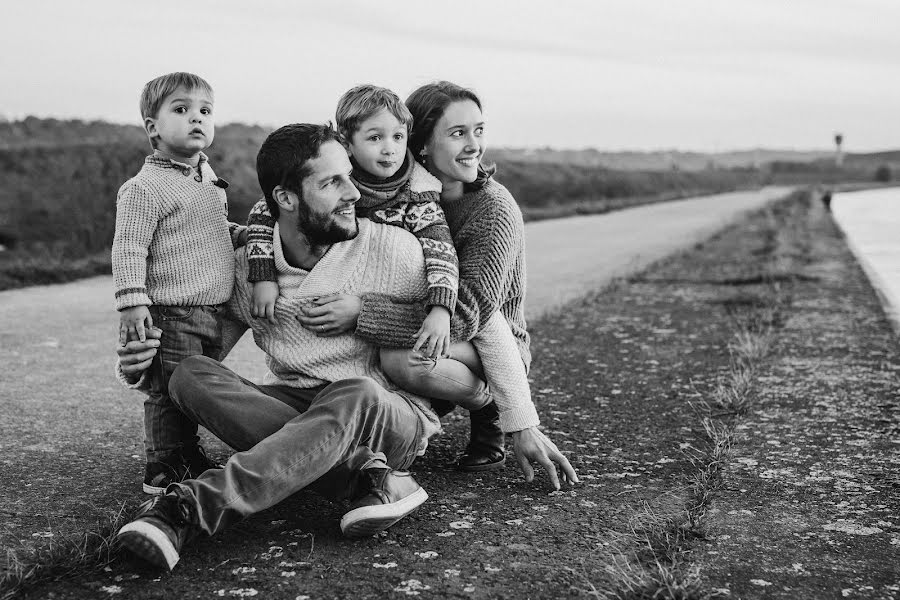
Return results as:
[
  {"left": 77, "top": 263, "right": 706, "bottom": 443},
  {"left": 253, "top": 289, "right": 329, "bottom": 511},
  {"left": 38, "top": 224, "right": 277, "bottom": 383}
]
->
[
  {"left": 0, "top": 503, "right": 131, "bottom": 600},
  {"left": 588, "top": 284, "right": 782, "bottom": 599}
]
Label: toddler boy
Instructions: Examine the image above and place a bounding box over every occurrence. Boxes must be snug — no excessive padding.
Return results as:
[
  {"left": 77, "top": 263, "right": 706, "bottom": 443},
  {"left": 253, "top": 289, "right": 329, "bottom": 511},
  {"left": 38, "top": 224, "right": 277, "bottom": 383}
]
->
[{"left": 112, "top": 72, "right": 245, "bottom": 493}]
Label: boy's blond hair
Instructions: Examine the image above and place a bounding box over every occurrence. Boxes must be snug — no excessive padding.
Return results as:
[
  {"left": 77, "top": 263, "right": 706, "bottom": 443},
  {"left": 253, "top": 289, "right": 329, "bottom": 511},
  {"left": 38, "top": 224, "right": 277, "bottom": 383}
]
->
[{"left": 335, "top": 84, "right": 413, "bottom": 140}]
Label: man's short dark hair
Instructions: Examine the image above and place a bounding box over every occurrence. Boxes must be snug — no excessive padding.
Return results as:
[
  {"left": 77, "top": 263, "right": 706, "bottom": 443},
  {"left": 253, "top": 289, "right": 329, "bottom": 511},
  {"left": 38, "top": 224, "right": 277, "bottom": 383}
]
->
[{"left": 256, "top": 123, "right": 344, "bottom": 219}]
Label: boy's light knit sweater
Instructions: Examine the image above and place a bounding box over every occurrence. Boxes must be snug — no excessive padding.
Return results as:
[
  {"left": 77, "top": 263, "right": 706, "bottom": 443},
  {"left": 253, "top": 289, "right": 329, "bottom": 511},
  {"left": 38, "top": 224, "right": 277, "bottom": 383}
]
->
[
  {"left": 356, "top": 179, "right": 529, "bottom": 366},
  {"left": 111, "top": 152, "right": 244, "bottom": 311},
  {"left": 117, "top": 218, "right": 441, "bottom": 441}
]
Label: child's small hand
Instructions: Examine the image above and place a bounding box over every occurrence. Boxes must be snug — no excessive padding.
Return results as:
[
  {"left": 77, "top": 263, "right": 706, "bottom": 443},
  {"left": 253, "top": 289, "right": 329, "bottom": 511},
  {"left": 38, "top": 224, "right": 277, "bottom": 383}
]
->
[
  {"left": 413, "top": 306, "right": 451, "bottom": 358},
  {"left": 251, "top": 281, "right": 279, "bottom": 324},
  {"left": 119, "top": 305, "right": 153, "bottom": 345}
]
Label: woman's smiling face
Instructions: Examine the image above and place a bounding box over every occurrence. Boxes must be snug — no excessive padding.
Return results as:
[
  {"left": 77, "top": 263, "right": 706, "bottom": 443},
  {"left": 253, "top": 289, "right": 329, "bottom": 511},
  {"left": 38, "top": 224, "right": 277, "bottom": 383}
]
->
[{"left": 424, "top": 99, "right": 485, "bottom": 187}]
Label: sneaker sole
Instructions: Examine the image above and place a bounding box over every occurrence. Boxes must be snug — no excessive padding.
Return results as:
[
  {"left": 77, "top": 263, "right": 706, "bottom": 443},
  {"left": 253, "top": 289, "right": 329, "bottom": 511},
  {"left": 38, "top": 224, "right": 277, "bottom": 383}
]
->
[
  {"left": 340, "top": 487, "right": 428, "bottom": 538},
  {"left": 456, "top": 455, "right": 506, "bottom": 472},
  {"left": 117, "top": 521, "right": 180, "bottom": 570},
  {"left": 142, "top": 483, "right": 167, "bottom": 495}
]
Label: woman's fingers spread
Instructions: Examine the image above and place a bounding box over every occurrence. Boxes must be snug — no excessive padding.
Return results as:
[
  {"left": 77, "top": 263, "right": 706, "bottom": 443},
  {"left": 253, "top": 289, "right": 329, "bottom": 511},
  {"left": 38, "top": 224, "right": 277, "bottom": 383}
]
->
[
  {"left": 538, "top": 455, "right": 561, "bottom": 490},
  {"left": 516, "top": 449, "right": 535, "bottom": 482},
  {"left": 556, "top": 453, "right": 579, "bottom": 484}
]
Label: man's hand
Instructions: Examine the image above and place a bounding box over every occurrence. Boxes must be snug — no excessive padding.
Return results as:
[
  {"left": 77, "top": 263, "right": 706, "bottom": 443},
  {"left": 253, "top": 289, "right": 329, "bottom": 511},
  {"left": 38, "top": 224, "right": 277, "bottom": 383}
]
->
[
  {"left": 118, "top": 305, "right": 153, "bottom": 345},
  {"left": 412, "top": 306, "right": 451, "bottom": 358},
  {"left": 296, "top": 294, "right": 362, "bottom": 337},
  {"left": 512, "top": 426, "right": 579, "bottom": 490},
  {"left": 251, "top": 281, "right": 279, "bottom": 324},
  {"left": 117, "top": 326, "right": 162, "bottom": 379}
]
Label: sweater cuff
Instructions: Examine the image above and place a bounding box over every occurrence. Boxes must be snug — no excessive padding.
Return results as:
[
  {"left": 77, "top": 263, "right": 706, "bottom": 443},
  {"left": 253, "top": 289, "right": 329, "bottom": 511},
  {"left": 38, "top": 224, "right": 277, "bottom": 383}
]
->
[
  {"left": 248, "top": 257, "right": 278, "bottom": 283},
  {"left": 426, "top": 287, "right": 457, "bottom": 315},
  {"left": 115, "top": 290, "right": 151, "bottom": 312},
  {"left": 115, "top": 359, "right": 151, "bottom": 392},
  {"left": 498, "top": 403, "right": 541, "bottom": 433}
]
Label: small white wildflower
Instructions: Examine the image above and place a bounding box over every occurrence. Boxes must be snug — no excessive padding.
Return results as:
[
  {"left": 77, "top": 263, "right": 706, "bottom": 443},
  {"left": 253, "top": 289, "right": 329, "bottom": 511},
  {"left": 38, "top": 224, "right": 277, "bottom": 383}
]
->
[
  {"left": 415, "top": 551, "right": 438, "bottom": 559},
  {"left": 280, "top": 571, "right": 296, "bottom": 577},
  {"left": 100, "top": 586, "right": 122, "bottom": 595},
  {"left": 373, "top": 562, "right": 397, "bottom": 569}
]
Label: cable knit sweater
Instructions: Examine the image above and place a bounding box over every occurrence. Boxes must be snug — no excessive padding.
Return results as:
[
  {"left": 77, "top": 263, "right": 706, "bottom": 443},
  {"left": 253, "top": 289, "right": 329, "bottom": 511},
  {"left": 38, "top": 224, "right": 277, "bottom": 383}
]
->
[
  {"left": 355, "top": 178, "right": 530, "bottom": 369},
  {"left": 245, "top": 156, "right": 459, "bottom": 313},
  {"left": 111, "top": 152, "right": 244, "bottom": 311},
  {"left": 117, "top": 218, "right": 441, "bottom": 442}
]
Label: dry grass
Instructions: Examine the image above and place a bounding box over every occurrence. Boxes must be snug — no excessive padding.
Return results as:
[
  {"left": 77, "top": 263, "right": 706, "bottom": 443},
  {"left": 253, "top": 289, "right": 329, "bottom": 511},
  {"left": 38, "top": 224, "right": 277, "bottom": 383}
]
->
[
  {"left": 585, "top": 289, "right": 778, "bottom": 599},
  {"left": 0, "top": 503, "right": 131, "bottom": 600}
]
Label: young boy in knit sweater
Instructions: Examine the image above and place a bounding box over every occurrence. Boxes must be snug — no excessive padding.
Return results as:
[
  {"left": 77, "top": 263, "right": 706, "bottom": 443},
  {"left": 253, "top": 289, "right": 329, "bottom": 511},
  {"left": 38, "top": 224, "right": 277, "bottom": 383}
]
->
[
  {"left": 112, "top": 72, "right": 246, "bottom": 494},
  {"left": 246, "top": 85, "right": 458, "bottom": 355}
]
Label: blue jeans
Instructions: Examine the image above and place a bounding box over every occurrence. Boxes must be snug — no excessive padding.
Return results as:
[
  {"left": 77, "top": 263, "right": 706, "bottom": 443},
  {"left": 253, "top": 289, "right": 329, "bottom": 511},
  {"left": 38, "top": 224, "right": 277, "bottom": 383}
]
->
[
  {"left": 145, "top": 304, "right": 222, "bottom": 462},
  {"left": 167, "top": 356, "right": 423, "bottom": 535}
]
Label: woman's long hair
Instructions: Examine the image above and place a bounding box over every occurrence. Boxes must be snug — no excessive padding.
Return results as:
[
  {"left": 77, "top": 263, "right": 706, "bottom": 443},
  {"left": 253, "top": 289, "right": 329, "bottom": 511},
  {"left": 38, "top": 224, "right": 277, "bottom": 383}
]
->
[{"left": 406, "top": 81, "right": 495, "bottom": 192}]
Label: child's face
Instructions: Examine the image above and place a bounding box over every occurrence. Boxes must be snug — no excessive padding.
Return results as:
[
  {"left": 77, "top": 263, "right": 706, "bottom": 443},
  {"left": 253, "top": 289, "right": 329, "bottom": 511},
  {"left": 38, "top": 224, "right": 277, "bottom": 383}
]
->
[
  {"left": 348, "top": 108, "right": 408, "bottom": 179},
  {"left": 145, "top": 86, "right": 215, "bottom": 160}
]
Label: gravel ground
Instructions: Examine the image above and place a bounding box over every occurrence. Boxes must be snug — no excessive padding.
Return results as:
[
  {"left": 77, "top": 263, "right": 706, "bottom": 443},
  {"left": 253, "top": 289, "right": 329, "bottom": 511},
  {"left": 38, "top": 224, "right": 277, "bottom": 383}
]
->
[{"left": 9, "top": 187, "right": 898, "bottom": 598}]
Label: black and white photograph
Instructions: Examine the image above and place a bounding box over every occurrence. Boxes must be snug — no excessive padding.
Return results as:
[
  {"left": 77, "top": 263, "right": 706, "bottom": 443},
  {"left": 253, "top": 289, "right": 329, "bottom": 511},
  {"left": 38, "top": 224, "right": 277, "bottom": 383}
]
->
[{"left": 1, "top": 1, "right": 899, "bottom": 598}]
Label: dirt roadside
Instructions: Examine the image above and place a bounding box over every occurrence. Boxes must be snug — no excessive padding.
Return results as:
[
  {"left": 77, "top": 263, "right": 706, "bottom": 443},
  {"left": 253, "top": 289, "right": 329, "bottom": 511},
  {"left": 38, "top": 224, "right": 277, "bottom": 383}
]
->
[{"left": 5, "top": 190, "right": 899, "bottom": 599}]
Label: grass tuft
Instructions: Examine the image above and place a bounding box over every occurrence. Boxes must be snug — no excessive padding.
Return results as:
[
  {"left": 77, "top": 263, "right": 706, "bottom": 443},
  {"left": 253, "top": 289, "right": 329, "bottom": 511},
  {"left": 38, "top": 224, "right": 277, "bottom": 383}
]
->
[{"left": 0, "top": 503, "right": 132, "bottom": 600}]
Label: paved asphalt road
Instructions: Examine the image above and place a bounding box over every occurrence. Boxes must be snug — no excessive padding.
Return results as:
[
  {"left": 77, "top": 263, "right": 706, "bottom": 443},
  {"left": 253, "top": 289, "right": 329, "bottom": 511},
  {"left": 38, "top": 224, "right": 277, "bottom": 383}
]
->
[{"left": 0, "top": 186, "right": 791, "bottom": 435}]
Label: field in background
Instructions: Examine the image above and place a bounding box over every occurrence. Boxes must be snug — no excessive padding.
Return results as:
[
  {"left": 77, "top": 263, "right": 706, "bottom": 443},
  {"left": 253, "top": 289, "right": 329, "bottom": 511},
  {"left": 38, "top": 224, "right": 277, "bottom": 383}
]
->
[{"left": 1, "top": 117, "right": 896, "bottom": 290}]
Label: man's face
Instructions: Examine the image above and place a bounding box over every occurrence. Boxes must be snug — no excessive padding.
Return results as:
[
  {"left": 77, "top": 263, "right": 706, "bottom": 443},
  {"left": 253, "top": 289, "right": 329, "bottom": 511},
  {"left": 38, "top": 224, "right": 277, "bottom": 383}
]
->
[{"left": 296, "top": 140, "right": 361, "bottom": 245}]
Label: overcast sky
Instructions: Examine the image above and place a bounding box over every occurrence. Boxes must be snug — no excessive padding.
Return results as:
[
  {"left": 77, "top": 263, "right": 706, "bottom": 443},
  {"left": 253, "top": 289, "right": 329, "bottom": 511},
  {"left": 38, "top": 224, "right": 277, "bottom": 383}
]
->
[{"left": 1, "top": 0, "right": 897, "bottom": 151}]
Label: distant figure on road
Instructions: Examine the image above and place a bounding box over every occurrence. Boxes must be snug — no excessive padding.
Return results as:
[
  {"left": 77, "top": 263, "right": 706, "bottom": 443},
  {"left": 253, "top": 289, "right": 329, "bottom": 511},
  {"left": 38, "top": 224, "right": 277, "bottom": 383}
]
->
[
  {"left": 821, "top": 189, "right": 833, "bottom": 212},
  {"left": 114, "top": 123, "right": 578, "bottom": 571}
]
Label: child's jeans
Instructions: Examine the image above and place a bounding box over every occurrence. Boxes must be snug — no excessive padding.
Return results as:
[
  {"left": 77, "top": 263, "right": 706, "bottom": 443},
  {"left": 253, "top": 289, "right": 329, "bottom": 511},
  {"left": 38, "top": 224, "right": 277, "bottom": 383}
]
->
[{"left": 145, "top": 304, "right": 223, "bottom": 463}]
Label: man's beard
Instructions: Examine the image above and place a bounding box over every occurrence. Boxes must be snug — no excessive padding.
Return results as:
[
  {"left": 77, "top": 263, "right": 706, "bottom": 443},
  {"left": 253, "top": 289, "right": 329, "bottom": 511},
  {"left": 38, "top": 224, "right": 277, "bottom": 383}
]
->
[{"left": 296, "top": 202, "right": 359, "bottom": 247}]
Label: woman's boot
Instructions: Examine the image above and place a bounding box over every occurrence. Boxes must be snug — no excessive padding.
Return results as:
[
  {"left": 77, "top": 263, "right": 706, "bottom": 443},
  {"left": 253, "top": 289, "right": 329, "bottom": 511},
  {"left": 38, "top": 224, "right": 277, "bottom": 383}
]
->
[{"left": 456, "top": 401, "right": 505, "bottom": 471}]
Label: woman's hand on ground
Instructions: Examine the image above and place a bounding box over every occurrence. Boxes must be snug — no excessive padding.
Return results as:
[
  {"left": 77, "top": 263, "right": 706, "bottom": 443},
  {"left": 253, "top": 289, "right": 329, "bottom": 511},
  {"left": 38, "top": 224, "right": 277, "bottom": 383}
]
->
[
  {"left": 296, "top": 294, "right": 362, "bottom": 336},
  {"left": 117, "top": 326, "right": 162, "bottom": 378},
  {"left": 512, "top": 426, "right": 579, "bottom": 490}
]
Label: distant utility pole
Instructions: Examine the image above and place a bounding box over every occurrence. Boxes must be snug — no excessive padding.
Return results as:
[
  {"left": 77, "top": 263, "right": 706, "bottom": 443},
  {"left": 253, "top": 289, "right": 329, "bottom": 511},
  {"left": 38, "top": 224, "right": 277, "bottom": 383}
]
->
[{"left": 834, "top": 132, "right": 844, "bottom": 167}]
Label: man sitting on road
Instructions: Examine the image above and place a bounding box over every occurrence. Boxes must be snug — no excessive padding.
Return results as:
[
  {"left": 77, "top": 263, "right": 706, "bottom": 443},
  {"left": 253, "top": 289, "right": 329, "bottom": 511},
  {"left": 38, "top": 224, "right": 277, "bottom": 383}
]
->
[{"left": 114, "top": 123, "right": 578, "bottom": 571}]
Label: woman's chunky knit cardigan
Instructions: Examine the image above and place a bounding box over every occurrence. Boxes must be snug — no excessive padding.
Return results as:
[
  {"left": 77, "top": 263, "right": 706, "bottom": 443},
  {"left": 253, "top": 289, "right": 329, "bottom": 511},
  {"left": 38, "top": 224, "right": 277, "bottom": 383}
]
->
[{"left": 355, "top": 178, "right": 530, "bottom": 371}]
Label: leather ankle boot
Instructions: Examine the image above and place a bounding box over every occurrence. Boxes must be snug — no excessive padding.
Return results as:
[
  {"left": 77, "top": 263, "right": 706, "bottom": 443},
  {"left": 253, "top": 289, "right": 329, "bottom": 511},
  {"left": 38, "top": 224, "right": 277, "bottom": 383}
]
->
[{"left": 456, "top": 401, "right": 505, "bottom": 472}]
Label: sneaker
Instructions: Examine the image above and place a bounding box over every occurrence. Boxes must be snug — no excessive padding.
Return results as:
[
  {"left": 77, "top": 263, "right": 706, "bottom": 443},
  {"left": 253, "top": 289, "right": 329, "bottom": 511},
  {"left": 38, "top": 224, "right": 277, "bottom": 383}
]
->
[
  {"left": 117, "top": 492, "right": 197, "bottom": 571},
  {"left": 181, "top": 444, "right": 222, "bottom": 478},
  {"left": 143, "top": 459, "right": 187, "bottom": 495},
  {"left": 340, "top": 467, "right": 428, "bottom": 537}
]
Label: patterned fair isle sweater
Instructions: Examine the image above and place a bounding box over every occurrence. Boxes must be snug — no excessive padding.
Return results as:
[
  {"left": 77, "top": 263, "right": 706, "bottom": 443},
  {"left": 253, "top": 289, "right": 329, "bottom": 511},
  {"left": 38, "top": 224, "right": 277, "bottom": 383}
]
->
[
  {"left": 117, "top": 218, "right": 442, "bottom": 444},
  {"left": 111, "top": 152, "right": 245, "bottom": 311},
  {"left": 246, "top": 155, "right": 459, "bottom": 313},
  {"left": 355, "top": 178, "right": 530, "bottom": 370}
]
